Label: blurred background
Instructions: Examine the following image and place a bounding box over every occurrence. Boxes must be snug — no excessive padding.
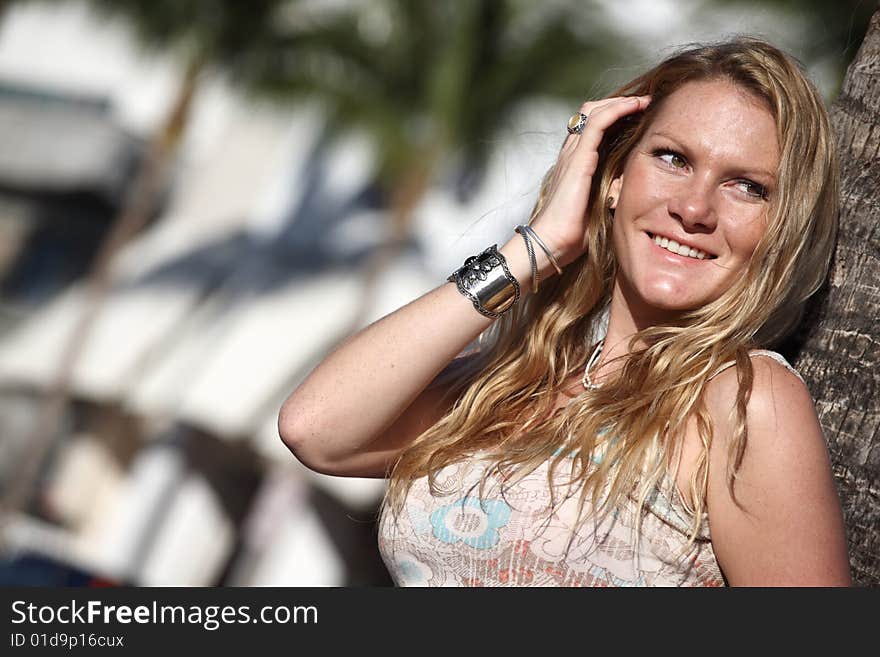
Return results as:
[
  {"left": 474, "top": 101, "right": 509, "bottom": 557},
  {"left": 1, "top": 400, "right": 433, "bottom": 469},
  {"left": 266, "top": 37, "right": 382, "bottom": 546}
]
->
[{"left": 0, "top": 0, "right": 872, "bottom": 586}]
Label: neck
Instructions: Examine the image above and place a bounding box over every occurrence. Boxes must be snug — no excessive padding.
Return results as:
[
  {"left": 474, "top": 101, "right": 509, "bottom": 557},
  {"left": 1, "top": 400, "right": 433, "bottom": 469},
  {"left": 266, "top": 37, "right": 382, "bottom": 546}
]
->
[{"left": 594, "top": 277, "right": 682, "bottom": 383}]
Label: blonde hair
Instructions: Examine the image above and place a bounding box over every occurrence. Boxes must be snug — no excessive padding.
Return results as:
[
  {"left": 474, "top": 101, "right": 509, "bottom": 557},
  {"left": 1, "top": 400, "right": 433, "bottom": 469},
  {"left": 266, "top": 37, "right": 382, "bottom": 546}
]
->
[{"left": 381, "top": 37, "right": 839, "bottom": 549}]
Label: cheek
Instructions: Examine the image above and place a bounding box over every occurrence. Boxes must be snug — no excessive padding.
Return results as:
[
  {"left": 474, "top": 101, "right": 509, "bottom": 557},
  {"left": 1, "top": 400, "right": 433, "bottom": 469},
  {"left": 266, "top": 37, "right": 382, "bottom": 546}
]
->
[
  {"left": 617, "top": 167, "right": 663, "bottom": 212},
  {"left": 725, "top": 215, "right": 768, "bottom": 261}
]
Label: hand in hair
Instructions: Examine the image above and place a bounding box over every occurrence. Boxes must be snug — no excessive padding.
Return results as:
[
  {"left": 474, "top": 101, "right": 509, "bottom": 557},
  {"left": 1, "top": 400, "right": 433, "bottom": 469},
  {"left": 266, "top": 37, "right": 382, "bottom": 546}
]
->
[{"left": 530, "top": 95, "right": 650, "bottom": 269}]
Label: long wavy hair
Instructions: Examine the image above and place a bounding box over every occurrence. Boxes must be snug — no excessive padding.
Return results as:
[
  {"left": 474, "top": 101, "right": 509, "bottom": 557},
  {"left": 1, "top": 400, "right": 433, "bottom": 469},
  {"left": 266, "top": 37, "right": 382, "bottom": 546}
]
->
[{"left": 381, "top": 37, "right": 839, "bottom": 548}]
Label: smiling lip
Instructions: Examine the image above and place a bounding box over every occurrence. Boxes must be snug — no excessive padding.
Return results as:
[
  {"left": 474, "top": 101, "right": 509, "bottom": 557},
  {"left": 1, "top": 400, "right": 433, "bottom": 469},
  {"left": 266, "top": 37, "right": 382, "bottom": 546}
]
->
[{"left": 645, "top": 231, "right": 717, "bottom": 260}]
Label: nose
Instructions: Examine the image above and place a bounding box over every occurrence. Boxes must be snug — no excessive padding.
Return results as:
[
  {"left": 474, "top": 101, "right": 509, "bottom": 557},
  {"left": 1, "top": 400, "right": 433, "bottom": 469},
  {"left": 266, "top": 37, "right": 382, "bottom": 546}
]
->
[{"left": 667, "top": 177, "right": 717, "bottom": 232}]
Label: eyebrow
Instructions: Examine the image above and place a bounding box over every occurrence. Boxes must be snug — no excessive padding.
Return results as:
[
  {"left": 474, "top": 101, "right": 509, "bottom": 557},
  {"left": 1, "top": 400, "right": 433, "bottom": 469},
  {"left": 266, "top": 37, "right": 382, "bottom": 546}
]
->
[{"left": 648, "top": 130, "right": 778, "bottom": 181}]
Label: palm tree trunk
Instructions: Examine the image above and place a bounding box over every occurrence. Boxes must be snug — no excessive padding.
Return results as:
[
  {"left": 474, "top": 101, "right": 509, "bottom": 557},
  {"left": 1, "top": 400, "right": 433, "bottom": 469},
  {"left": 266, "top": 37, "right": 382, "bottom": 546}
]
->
[
  {"left": 0, "top": 54, "right": 204, "bottom": 528},
  {"left": 794, "top": 8, "right": 880, "bottom": 586}
]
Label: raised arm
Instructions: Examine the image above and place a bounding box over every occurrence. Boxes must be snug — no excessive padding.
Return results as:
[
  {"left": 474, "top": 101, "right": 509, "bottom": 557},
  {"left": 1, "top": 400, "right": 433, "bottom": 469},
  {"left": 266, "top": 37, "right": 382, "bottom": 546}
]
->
[
  {"left": 705, "top": 356, "right": 851, "bottom": 586},
  {"left": 278, "top": 95, "right": 652, "bottom": 479},
  {"left": 277, "top": 236, "right": 549, "bottom": 478}
]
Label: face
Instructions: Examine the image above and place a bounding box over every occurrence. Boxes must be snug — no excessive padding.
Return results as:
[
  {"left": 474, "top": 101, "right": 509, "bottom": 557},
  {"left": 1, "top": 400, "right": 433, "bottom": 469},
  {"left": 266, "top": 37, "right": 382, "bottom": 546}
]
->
[{"left": 608, "top": 79, "right": 780, "bottom": 324}]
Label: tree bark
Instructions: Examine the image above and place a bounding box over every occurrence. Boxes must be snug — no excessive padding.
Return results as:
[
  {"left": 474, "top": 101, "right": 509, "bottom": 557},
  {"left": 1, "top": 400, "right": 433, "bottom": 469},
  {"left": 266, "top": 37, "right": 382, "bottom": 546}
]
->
[{"left": 795, "top": 8, "right": 880, "bottom": 586}]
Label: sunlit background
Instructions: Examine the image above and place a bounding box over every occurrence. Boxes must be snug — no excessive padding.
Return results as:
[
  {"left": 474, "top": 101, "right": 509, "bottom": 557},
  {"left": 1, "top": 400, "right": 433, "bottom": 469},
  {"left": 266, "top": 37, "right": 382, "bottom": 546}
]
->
[{"left": 0, "top": 0, "right": 872, "bottom": 586}]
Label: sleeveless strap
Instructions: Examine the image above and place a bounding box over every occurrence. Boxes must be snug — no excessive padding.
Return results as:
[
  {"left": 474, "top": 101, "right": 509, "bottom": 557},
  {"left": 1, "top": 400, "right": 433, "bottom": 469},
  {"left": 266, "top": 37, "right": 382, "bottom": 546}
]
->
[{"left": 706, "top": 350, "right": 805, "bottom": 385}]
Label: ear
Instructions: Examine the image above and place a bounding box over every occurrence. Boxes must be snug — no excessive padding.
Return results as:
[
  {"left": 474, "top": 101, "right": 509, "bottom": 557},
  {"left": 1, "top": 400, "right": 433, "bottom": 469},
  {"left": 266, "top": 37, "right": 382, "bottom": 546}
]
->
[{"left": 607, "top": 175, "right": 622, "bottom": 209}]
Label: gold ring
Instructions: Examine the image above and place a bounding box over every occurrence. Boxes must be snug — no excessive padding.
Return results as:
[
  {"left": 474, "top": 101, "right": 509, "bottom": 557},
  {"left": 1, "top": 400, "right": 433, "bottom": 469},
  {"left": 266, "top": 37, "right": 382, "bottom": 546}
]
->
[{"left": 567, "top": 112, "right": 589, "bottom": 134}]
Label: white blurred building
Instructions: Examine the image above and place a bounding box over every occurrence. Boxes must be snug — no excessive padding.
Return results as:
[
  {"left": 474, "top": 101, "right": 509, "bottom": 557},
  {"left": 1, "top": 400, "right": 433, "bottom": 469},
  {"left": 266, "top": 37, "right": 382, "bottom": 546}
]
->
[{"left": 0, "top": 1, "right": 556, "bottom": 586}]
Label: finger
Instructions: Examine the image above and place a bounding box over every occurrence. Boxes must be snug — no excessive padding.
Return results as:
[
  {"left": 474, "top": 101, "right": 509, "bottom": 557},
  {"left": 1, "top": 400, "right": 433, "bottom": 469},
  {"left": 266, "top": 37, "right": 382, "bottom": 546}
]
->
[
  {"left": 580, "top": 95, "right": 643, "bottom": 115},
  {"left": 561, "top": 96, "right": 647, "bottom": 151},
  {"left": 554, "top": 102, "right": 641, "bottom": 189},
  {"left": 572, "top": 95, "right": 650, "bottom": 153},
  {"left": 560, "top": 98, "right": 622, "bottom": 144}
]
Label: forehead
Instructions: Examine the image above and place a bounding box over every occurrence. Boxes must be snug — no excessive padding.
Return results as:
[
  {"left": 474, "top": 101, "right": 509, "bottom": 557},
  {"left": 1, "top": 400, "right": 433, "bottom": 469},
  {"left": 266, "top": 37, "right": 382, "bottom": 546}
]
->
[{"left": 644, "top": 79, "right": 780, "bottom": 171}]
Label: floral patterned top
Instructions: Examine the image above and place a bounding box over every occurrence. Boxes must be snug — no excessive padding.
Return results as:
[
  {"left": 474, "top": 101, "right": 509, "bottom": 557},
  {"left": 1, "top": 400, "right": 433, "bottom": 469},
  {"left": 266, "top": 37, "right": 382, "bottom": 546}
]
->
[{"left": 377, "top": 350, "right": 801, "bottom": 587}]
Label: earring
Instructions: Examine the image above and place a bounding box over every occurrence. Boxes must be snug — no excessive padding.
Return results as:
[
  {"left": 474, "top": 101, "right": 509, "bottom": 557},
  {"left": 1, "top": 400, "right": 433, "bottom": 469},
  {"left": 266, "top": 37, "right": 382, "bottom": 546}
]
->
[{"left": 606, "top": 196, "right": 615, "bottom": 217}]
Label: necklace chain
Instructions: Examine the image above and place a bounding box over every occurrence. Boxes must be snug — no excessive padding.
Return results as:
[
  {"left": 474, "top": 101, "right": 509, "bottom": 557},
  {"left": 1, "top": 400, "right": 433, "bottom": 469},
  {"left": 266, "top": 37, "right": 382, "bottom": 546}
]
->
[{"left": 582, "top": 339, "right": 605, "bottom": 390}]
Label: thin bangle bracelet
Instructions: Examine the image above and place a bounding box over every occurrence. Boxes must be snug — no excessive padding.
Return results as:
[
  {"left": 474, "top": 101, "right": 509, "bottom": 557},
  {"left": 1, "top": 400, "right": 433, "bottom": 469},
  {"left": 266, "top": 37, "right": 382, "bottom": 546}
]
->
[
  {"left": 519, "top": 225, "right": 563, "bottom": 275},
  {"left": 514, "top": 225, "right": 540, "bottom": 293}
]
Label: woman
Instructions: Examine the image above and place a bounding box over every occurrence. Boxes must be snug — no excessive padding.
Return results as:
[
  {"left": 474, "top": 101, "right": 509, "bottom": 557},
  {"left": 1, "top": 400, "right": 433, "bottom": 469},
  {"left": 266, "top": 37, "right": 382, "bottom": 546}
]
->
[{"left": 278, "top": 38, "right": 851, "bottom": 586}]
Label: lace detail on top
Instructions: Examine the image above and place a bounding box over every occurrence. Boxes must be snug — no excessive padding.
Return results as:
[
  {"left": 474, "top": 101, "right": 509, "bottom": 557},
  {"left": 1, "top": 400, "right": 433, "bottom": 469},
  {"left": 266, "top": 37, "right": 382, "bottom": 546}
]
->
[
  {"left": 708, "top": 349, "right": 804, "bottom": 384},
  {"left": 378, "top": 449, "right": 725, "bottom": 587},
  {"left": 378, "top": 350, "right": 799, "bottom": 587}
]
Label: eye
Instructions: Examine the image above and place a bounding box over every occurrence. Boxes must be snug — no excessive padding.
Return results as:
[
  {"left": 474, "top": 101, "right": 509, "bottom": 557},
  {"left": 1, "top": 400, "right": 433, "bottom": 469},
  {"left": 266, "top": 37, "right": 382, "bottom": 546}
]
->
[
  {"left": 653, "top": 148, "right": 688, "bottom": 170},
  {"left": 734, "top": 179, "right": 769, "bottom": 201}
]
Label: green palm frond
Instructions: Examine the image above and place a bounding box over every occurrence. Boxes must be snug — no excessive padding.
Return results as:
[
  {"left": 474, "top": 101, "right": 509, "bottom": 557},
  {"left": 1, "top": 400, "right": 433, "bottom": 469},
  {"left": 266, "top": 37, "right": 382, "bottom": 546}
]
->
[{"left": 228, "top": 0, "right": 631, "bottom": 203}]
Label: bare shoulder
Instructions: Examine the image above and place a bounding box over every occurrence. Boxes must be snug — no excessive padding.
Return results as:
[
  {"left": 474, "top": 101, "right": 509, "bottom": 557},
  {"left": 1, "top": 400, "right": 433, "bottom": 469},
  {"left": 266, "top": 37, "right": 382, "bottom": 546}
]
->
[
  {"left": 702, "top": 353, "right": 851, "bottom": 586},
  {"left": 704, "top": 352, "right": 813, "bottom": 436}
]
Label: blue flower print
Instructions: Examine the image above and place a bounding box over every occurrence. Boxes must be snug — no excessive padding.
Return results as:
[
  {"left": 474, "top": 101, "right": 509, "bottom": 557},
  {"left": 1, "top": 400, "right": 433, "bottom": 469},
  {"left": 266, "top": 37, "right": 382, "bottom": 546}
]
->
[
  {"left": 394, "top": 555, "right": 432, "bottom": 585},
  {"left": 430, "top": 497, "right": 511, "bottom": 549},
  {"left": 399, "top": 560, "right": 421, "bottom": 581}
]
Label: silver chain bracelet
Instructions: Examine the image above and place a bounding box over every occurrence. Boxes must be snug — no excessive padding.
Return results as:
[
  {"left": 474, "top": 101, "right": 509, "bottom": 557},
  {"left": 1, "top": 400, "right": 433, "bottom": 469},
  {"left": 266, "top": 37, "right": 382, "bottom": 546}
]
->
[
  {"left": 516, "top": 224, "right": 563, "bottom": 276},
  {"left": 514, "top": 225, "right": 540, "bottom": 294}
]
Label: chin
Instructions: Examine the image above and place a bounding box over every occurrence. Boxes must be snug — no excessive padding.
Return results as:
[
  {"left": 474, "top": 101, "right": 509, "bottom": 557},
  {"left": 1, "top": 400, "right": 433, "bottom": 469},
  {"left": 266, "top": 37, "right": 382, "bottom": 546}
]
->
[
  {"left": 629, "top": 279, "right": 722, "bottom": 318},
  {"left": 639, "top": 281, "right": 703, "bottom": 310}
]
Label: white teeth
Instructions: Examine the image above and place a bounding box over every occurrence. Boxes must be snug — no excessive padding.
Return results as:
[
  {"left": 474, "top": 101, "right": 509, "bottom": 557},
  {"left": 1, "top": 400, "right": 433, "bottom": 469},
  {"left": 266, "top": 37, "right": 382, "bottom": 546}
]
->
[{"left": 651, "top": 234, "right": 709, "bottom": 260}]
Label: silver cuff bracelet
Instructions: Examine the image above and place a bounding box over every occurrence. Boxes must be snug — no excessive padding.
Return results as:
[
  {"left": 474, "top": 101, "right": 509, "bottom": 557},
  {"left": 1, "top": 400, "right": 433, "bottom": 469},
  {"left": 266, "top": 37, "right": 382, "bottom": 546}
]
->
[{"left": 447, "top": 245, "right": 520, "bottom": 318}]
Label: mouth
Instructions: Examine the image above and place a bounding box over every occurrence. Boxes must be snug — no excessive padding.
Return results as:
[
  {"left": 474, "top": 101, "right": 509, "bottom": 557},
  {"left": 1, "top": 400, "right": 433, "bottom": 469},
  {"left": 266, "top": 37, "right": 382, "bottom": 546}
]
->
[{"left": 646, "top": 232, "right": 717, "bottom": 260}]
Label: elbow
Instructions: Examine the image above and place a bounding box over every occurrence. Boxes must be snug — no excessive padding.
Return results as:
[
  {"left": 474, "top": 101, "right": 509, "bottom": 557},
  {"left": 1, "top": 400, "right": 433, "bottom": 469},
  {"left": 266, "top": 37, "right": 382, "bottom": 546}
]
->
[
  {"left": 277, "top": 401, "right": 299, "bottom": 450},
  {"left": 277, "top": 401, "right": 344, "bottom": 476},
  {"left": 277, "top": 402, "right": 319, "bottom": 467}
]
